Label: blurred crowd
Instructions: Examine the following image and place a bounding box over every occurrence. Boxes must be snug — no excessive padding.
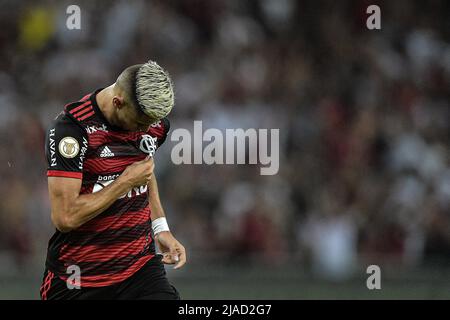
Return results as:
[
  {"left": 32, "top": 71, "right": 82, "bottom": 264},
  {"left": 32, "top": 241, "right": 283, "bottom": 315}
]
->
[{"left": 0, "top": 0, "right": 449, "bottom": 279}]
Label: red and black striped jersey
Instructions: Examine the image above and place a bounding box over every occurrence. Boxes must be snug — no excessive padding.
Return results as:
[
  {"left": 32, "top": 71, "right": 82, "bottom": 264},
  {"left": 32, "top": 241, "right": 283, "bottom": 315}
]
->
[{"left": 44, "top": 88, "right": 170, "bottom": 287}]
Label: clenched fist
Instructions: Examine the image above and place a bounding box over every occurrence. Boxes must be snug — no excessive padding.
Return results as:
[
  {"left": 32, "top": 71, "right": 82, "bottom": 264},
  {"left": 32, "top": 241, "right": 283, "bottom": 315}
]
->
[{"left": 119, "top": 157, "right": 154, "bottom": 189}]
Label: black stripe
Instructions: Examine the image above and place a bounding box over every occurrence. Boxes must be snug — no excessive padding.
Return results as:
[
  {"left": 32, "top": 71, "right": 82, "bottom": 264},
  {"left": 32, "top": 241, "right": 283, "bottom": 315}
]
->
[
  {"left": 73, "top": 243, "right": 155, "bottom": 276},
  {"left": 48, "top": 242, "right": 156, "bottom": 277},
  {"left": 102, "top": 195, "right": 148, "bottom": 217},
  {"left": 66, "top": 222, "right": 150, "bottom": 246}
]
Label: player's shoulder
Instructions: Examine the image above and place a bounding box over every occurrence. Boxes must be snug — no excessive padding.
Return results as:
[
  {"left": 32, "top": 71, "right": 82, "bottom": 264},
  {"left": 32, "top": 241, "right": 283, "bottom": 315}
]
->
[
  {"left": 48, "top": 111, "right": 87, "bottom": 138},
  {"left": 147, "top": 117, "right": 170, "bottom": 147},
  {"left": 63, "top": 93, "right": 96, "bottom": 124},
  {"left": 147, "top": 117, "right": 170, "bottom": 136},
  {"left": 161, "top": 117, "right": 170, "bottom": 132},
  {"left": 50, "top": 90, "right": 99, "bottom": 133}
]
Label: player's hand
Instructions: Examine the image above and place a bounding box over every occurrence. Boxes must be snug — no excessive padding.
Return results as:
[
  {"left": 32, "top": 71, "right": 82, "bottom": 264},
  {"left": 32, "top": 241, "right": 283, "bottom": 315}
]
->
[
  {"left": 155, "top": 231, "right": 187, "bottom": 269},
  {"left": 120, "top": 157, "right": 154, "bottom": 188}
]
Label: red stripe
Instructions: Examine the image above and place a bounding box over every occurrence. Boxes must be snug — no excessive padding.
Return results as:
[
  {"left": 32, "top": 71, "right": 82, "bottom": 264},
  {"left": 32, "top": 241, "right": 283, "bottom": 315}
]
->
[
  {"left": 47, "top": 170, "right": 82, "bottom": 179},
  {"left": 72, "top": 105, "right": 93, "bottom": 118},
  {"left": 148, "top": 125, "right": 165, "bottom": 137},
  {"left": 39, "top": 272, "right": 50, "bottom": 295},
  {"left": 69, "top": 101, "right": 91, "bottom": 114},
  {"left": 77, "top": 110, "right": 95, "bottom": 121},
  {"left": 59, "top": 235, "right": 148, "bottom": 262},
  {"left": 58, "top": 255, "right": 152, "bottom": 287},
  {"left": 83, "top": 155, "right": 145, "bottom": 173},
  {"left": 85, "top": 130, "right": 160, "bottom": 149},
  {"left": 77, "top": 208, "right": 150, "bottom": 232},
  {"left": 64, "top": 239, "right": 149, "bottom": 263},
  {"left": 86, "top": 154, "right": 144, "bottom": 165},
  {"left": 80, "top": 93, "right": 91, "bottom": 101},
  {"left": 40, "top": 271, "right": 54, "bottom": 300}
]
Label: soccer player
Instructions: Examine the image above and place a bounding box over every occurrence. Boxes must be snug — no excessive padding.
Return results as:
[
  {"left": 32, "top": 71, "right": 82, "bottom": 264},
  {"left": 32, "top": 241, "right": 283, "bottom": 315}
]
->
[{"left": 40, "top": 61, "right": 186, "bottom": 300}]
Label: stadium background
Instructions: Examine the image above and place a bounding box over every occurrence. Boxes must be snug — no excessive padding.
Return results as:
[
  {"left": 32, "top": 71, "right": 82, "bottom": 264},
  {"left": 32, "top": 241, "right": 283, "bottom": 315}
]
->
[{"left": 0, "top": 0, "right": 449, "bottom": 299}]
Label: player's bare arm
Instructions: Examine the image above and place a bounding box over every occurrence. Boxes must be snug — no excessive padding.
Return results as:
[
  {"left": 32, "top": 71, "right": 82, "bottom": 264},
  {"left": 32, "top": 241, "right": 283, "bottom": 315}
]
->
[
  {"left": 148, "top": 171, "right": 187, "bottom": 269},
  {"left": 49, "top": 158, "right": 154, "bottom": 232}
]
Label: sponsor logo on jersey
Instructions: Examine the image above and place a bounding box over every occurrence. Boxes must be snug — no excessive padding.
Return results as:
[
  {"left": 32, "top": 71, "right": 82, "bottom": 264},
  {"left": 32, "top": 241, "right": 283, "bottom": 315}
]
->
[
  {"left": 139, "top": 135, "right": 157, "bottom": 156},
  {"left": 150, "top": 120, "right": 162, "bottom": 128},
  {"left": 99, "top": 146, "right": 115, "bottom": 158},
  {"left": 78, "top": 137, "right": 88, "bottom": 169},
  {"left": 92, "top": 178, "right": 114, "bottom": 194},
  {"left": 92, "top": 174, "right": 147, "bottom": 199},
  {"left": 97, "top": 174, "right": 120, "bottom": 181},
  {"left": 49, "top": 128, "right": 56, "bottom": 166},
  {"left": 86, "top": 124, "right": 108, "bottom": 134},
  {"left": 59, "top": 137, "right": 80, "bottom": 158}
]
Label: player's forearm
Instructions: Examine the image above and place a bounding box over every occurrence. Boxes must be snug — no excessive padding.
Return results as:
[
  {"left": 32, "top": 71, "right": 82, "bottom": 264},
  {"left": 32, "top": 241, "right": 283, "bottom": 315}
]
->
[
  {"left": 56, "top": 177, "right": 131, "bottom": 232},
  {"left": 148, "top": 174, "right": 166, "bottom": 220}
]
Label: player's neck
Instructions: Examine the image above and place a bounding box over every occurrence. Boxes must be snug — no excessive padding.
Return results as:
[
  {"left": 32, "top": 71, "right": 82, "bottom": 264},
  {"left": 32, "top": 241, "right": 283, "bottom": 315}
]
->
[{"left": 96, "top": 85, "right": 118, "bottom": 126}]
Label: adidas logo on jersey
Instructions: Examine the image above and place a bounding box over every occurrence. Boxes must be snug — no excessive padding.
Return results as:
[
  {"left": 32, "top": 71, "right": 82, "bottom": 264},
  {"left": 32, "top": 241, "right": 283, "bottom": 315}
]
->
[{"left": 100, "top": 146, "right": 114, "bottom": 158}]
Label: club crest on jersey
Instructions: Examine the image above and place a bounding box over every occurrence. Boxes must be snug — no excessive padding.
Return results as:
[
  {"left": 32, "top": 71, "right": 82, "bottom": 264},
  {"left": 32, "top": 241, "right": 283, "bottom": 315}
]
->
[
  {"left": 59, "top": 137, "right": 80, "bottom": 158},
  {"left": 139, "top": 135, "right": 157, "bottom": 157}
]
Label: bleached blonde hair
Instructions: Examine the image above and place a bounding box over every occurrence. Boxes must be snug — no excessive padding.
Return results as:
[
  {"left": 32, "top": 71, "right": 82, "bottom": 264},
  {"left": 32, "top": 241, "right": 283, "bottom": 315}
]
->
[{"left": 135, "top": 60, "right": 175, "bottom": 120}]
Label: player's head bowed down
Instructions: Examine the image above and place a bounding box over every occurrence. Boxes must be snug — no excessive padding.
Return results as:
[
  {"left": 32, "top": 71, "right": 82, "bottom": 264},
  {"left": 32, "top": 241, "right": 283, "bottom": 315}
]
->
[{"left": 99, "top": 60, "right": 175, "bottom": 132}]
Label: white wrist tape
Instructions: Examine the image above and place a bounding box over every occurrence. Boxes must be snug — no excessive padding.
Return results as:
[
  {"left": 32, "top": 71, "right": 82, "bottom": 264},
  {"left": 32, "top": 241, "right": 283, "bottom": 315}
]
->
[{"left": 152, "top": 217, "right": 170, "bottom": 235}]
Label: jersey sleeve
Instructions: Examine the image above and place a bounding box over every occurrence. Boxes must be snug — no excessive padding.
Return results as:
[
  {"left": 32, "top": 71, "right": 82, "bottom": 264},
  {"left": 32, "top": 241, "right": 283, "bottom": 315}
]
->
[
  {"left": 157, "top": 117, "right": 170, "bottom": 148},
  {"left": 45, "top": 116, "right": 88, "bottom": 179}
]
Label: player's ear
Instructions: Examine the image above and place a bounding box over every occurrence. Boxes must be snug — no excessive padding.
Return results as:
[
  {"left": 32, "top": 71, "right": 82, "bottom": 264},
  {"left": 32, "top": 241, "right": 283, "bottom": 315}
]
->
[{"left": 113, "top": 96, "right": 125, "bottom": 109}]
